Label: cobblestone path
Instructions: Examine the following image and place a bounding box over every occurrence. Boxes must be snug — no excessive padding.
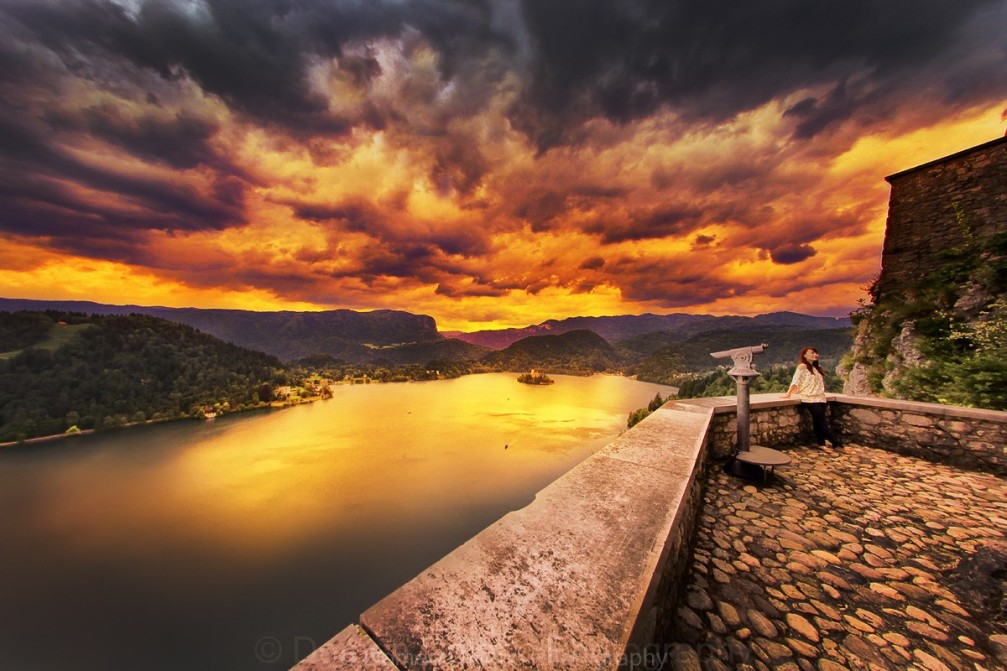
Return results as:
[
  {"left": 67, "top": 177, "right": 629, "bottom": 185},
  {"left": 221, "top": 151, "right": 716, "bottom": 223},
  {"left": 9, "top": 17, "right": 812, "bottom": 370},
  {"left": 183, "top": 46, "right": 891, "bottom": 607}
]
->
[{"left": 669, "top": 443, "right": 1007, "bottom": 671}]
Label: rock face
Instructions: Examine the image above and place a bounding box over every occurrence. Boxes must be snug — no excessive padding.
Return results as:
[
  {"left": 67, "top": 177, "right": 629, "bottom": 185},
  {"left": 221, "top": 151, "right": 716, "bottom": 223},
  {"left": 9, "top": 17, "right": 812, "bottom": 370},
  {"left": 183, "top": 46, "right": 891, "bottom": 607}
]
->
[
  {"left": 841, "top": 317, "right": 875, "bottom": 397},
  {"left": 881, "top": 321, "right": 924, "bottom": 396}
]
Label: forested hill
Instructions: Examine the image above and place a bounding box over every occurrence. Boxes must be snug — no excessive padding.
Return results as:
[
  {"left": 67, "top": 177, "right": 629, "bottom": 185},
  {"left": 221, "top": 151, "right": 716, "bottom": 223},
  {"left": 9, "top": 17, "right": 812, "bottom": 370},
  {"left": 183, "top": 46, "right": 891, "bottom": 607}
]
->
[
  {"left": 0, "top": 298, "right": 443, "bottom": 363},
  {"left": 479, "top": 329, "right": 623, "bottom": 375},
  {"left": 0, "top": 311, "right": 290, "bottom": 442},
  {"left": 625, "top": 326, "right": 854, "bottom": 386}
]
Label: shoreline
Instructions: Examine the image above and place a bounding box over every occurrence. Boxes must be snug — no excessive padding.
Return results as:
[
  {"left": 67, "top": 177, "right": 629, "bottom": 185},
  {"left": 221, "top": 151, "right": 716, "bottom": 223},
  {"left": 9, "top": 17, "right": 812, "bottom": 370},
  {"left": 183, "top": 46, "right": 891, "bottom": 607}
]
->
[
  {"left": 0, "top": 396, "right": 325, "bottom": 450},
  {"left": 1, "top": 372, "right": 673, "bottom": 449}
]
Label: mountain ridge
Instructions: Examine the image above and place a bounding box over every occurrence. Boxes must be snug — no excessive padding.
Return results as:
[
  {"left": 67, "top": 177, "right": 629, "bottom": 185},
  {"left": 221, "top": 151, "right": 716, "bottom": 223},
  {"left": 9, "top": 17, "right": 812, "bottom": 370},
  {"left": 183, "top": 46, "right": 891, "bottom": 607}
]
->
[
  {"left": 0, "top": 298, "right": 852, "bottom": 368},
  {"left": 446, "top": 311, "right": 852, "bottom": 349}
]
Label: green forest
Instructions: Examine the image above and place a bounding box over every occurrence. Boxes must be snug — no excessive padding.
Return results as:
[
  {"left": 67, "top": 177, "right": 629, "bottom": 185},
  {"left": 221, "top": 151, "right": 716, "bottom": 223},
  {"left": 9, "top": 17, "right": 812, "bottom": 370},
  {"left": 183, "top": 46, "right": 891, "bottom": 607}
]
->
[
  {"left": 673, "top": 364, "right": 844, "bottom": 398},
  {"left": 625, "top": 327, "right": 854, "bottom": 386},
  {"left": 0, "top": 312, "right": 294, "bottom": 442}
]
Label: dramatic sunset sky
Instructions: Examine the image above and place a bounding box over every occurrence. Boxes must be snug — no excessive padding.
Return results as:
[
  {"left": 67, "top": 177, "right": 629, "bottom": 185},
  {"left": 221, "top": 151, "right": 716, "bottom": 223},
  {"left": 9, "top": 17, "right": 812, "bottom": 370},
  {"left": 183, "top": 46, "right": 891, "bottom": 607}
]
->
[{"left": 1, "top": 0, "right": 1005, "bottom": 331}]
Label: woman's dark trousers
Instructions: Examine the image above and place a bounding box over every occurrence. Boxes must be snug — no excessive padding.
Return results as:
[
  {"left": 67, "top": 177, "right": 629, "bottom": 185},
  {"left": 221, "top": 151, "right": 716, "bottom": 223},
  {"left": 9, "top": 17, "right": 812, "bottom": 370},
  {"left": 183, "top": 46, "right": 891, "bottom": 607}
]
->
[{"left": 805, "top": 402, "right": 842, "bottom": 447}]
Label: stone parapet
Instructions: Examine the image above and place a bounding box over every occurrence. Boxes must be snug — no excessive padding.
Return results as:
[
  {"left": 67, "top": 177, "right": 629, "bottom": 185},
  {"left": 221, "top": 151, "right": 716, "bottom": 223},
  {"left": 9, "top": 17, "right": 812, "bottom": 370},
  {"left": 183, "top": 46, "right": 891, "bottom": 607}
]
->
[
  {"left": 667, "top": 395, "right": 815, "bottom": 459},
  {"left": 831, "top": 394, "right": 1007, "bottom": 475}
]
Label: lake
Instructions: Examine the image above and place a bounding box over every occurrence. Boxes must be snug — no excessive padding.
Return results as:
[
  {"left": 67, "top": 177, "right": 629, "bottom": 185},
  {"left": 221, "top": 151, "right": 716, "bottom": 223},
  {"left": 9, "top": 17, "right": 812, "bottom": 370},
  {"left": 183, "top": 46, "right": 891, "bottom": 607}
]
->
[{"left": 0, "top": 373, "right": 672, "bottom": 670}]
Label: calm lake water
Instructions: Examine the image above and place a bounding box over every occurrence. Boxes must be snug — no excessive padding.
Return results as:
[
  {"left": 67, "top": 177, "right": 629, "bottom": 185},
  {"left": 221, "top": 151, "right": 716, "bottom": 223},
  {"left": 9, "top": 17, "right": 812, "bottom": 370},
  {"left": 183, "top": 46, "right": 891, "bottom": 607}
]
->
[{"left": 0, "top": 373, "right": 671, "bottom": 671}]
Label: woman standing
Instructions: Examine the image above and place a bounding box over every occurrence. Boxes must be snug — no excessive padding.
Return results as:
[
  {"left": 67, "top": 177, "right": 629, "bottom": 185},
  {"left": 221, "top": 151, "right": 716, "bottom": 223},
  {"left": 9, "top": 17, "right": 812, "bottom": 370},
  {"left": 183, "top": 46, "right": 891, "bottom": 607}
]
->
[{"left": 784, "top": 347, "right": 843, "bottom": 448}]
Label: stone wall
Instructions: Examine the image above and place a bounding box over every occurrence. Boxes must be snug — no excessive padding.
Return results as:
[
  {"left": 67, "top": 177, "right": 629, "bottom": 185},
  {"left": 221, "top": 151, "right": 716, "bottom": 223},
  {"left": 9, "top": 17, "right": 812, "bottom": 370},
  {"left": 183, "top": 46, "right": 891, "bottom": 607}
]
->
[
  {"left": 707, "top": 403, "right": 812, "bottom": 459},
  {"left": 831, "top": 395, "right": 1007, "bottom": 476},
  {"left": 686, "top": 394, "right": 1007, "bottom": 476},
  {"left": 876, "top": 136, "right": 1007, "bottom": 298},
  {"left": 666, "top": 395, "right": 818, "bottom": 459},
  {"left": 645, "top": 442, "right": 711, "bottom": 663}
]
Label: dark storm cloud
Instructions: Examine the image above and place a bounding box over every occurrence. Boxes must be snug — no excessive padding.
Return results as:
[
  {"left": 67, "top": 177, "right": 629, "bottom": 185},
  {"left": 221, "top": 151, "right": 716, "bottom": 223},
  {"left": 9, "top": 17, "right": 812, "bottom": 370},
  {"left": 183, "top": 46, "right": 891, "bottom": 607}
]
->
[
  {"left": 613, "top": 258, "right": 741, "bottom": 307},
  {"left": 515, "top": 190, "right": 567, "bottom": 229},
  {"left": 783, "top": 80, "right": 860, "bottom": 140},
  {"left": 0, "top": 111, "right": 245, "bottom": 240},
  {"left": 45, "top": 104, "right": 227, "bottom": 171},
  {"left": 431, "top": 140, "right": 490, "bottom": 196},
  {"left": 514, "top": 0, "right": 1006, "bottom": 147},
  {"left": 2, "top": 0, "right": 515, "bottom": 135},
  {"left": 2, "top": 0, "right": 1003, "bottom": 161},
  {"left": 514, "top": 185, "right": 628, "bottom": 231},
  {"left": 293, "top": 199, "right": 385, "bottom": 232},
  {"left": 768, "top": 243, "right": 818, "bottom": 265},
  {"left": 291, "top": 197, "right": 492, "bottom": 258},
  {"left": 585, "top": 204, "right": 704, "bottom": 244}
]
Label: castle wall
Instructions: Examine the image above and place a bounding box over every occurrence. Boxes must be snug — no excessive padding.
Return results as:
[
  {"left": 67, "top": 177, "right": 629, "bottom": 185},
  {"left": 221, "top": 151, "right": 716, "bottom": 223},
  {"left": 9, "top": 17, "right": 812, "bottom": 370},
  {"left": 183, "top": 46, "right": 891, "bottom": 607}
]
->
[{"left": 876, "top": 137, "right": 1007, "bottom": 297}]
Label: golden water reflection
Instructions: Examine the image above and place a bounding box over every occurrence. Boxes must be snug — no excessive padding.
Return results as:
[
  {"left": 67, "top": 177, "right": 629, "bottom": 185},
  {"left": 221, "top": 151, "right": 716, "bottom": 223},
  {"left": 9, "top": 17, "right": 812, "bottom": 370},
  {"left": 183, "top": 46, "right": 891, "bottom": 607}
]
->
[
  {"left": 22, "top": 374, "right": 670, "bottom": 560},
  {"left": 0, "top": 373, "right": 673, "bottom": 670}
]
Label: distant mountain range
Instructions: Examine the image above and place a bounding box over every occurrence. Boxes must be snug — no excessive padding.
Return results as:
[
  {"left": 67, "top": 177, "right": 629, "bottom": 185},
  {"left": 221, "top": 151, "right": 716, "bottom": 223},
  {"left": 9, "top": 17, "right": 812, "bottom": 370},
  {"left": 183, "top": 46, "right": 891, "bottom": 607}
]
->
[
  {"left": 444, "top": 311, "right": 850, "bottom": 349},
  {"left": 0, "top": 298, "right": 851, "bottom": 369}
]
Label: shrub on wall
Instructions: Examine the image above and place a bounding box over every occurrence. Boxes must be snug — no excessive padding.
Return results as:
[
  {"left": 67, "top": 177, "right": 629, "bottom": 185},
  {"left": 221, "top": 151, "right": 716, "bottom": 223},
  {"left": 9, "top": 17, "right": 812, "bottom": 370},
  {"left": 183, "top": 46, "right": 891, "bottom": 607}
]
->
[{"left": 850, "top": 231, "right": 1007, "bottom": 410}]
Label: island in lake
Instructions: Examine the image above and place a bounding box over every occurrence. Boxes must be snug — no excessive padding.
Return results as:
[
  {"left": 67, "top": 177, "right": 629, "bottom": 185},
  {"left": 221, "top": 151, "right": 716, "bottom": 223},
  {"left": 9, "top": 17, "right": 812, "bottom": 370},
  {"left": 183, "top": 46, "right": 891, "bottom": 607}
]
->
[{"left": 517, "top": 370, "right": 555, "bottom": 385}]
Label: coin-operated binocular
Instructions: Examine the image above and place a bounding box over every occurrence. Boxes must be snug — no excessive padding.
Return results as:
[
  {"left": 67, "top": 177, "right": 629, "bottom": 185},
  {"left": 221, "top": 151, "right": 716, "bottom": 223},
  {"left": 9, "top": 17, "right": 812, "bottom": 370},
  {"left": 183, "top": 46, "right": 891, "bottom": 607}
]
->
[
  {"left": 710, "top": 343, "right": 790, "bottom": 482},
  {"left": 710, "top": 343, "right": 768, "bottom": 378}
]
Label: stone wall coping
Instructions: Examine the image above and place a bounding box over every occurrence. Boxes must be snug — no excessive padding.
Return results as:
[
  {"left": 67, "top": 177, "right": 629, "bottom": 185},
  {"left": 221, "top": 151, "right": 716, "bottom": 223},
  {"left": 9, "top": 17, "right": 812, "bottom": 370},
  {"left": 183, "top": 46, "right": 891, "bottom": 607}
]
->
[
  {"left": 832, "top": 393, "right": 1007, "bottom": 423},
  {"left": 293, "top": 625, "right": 398, "bottom": 670},
  {"left": 669, "top": 392, "right": 1007, "bottom": 424},
  {"left": 668, "top": 393, "right": 807, "bottom": 414}
]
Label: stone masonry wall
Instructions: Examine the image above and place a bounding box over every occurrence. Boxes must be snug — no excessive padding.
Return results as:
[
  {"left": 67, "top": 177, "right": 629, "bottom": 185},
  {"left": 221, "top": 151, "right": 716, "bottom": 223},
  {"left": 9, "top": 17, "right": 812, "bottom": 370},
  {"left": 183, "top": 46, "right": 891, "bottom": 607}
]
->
[
  {"left": 831, "top": 395, "right": 1007, "bottom": 476},
  {"left": 706, "top": 403, "right": 815, "bottom": 459},
  {"left": 646, "top": 442, "right": 710, "bottom": 663},
  {"left": 876, "top": 136, "right": 1007, "bottom": 298},
  {"left": 697, "top": 395, "right": 1006, "bottom": 475}
]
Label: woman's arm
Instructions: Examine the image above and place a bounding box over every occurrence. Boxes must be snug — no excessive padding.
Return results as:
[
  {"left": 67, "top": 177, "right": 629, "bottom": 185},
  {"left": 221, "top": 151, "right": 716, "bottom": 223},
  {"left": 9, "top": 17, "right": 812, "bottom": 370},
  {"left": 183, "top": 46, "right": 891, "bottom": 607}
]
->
[{"left": 784, "top": 363, "right": 808, "bottom": 398}]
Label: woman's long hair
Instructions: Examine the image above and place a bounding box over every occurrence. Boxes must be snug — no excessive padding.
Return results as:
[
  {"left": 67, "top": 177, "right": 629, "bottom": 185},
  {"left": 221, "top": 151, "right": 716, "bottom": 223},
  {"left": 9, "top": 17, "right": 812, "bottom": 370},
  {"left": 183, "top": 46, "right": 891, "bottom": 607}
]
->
[{"left": 799, "top": 347, "right": 826, "bottom": 375}]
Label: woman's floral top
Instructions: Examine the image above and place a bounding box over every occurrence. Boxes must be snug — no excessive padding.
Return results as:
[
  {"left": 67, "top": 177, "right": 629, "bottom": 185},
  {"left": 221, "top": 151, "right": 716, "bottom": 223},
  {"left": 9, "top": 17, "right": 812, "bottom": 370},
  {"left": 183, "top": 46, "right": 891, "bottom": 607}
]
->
[{"left": 790, "top": 364, "right": 826, "bottom": 403}]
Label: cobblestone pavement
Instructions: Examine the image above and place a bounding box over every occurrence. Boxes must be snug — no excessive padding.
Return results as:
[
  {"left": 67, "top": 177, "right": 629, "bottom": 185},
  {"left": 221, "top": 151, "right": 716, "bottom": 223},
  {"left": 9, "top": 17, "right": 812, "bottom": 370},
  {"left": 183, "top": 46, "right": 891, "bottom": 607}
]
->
[{"left": 669, "top": 443, "right": 1007, "bottom": 671}]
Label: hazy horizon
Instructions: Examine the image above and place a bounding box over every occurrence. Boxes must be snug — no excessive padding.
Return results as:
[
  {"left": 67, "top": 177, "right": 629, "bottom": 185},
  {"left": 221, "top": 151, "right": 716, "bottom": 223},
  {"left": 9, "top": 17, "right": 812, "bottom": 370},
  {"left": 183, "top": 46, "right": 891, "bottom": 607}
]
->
[{"left": 0, "top": 295, "right": 853, "bottom": 332}]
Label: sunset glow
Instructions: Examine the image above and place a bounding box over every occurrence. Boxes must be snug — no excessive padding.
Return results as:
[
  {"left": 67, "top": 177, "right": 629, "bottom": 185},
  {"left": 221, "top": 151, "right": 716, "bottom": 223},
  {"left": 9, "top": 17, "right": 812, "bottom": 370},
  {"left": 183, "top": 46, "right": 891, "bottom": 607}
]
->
[{"left": 1, "top": 0, "right": 1005, "bottom": 331}]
